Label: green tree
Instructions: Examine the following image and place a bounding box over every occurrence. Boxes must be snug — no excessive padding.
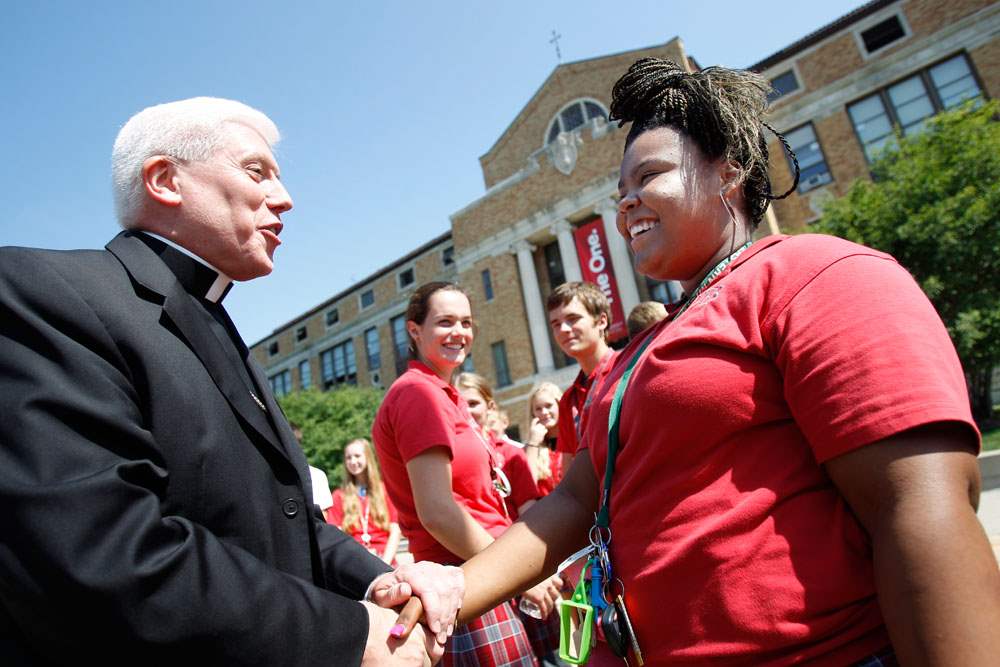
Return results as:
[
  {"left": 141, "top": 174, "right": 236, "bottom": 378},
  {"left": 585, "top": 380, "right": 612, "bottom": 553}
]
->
[
  {"left": 816, "top": 100, "right": 1000, "bottom": 423},
  {"left": 278, "top": 387, "right": 385, "bottom": 483}
]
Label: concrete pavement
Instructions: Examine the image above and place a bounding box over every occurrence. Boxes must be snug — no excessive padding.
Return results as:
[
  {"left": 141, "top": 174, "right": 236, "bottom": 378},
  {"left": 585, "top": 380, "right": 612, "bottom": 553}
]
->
[{"left": 976, "top": 451, "right": 1000, "bottom": 562}]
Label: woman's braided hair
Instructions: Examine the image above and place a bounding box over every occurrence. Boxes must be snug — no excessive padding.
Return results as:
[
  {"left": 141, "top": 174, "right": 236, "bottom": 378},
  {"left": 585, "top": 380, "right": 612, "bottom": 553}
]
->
[{"left": 609, "top": 58, "right": 799, "bottom": 227}]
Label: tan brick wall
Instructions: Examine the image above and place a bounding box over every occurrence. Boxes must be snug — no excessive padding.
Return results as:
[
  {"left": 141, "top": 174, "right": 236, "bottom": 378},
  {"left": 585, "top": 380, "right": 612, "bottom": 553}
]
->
[
  {"left": 905, "top": 0, "right": 995, "bottom": 40},
  {"left": 462, "top": 253, "right": 535, "bottom": 388},
  {"left": 971, "top": 37, "right": 1000, "bottom": 99},
  {"left": 479, "top": 40, "right": 690, "bottom": 189},
  {"left": 454, "top": 132, "right": 624, "bottom": 252},
  {"left": 797, "top": 33, "right": 866, "bottom": 92}
]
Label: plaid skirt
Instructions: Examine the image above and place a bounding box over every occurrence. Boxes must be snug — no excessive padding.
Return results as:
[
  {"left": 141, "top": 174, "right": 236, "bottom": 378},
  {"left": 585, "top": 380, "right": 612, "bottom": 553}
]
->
[
  {"left": 444, "top": 600, "right": 539, "bottom": 667},
  {"left": 517, "top": 602, "right": 562, "bottom": 660}
]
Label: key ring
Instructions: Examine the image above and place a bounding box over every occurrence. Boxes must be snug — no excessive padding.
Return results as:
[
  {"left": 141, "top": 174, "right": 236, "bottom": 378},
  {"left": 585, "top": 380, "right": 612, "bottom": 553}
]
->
[{"left": 589, "top": 524, "right": 611, "bottom": 548}]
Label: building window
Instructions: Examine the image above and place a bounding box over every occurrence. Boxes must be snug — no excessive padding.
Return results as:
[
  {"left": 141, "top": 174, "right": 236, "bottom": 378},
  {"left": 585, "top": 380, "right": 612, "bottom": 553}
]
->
[
  {"left": 320, "top": 340, "right": 357, "bottom": 389},
  {"left": 491, "top": 341, "right": 511, "bottom": 388},
  {"left": 365, "top": 327, "right": 381, "bottom": 371},
  {"left": 299, "top": 360, "right": 312, "bottom": 390},
  {"left": 391, "top": 314, "right": 409, "bottom": 376},
  {"left": 269, "top": 370, "right": 291, "bottom": 397},
  {"left": 929, "top": 54, "right": 982, "bottom": 110},
  {"left": 360, "top": 289, "right": 375, "bottom": 310},
  {"left": 442, "top": 246, "right": 455, "bottom": 267},
  {"left": 325, "top": 308, "right": 339, "bottom": 327},
  {"left": 860, "top": 15, "right": 906, "bottom": 55},
  {"left": 481, "top": 269, "right": 494, "bottom": 302},
  {"left": 767, "top": 70, "right": 800, "bottom": 103},
  {"left": 848, "top": 54, "right": 982, "bottom": 162},
  {"left": 398, "top": 267, "right": 415, "bottom": 290},
  {"left": 461, "top": 355, "right": 475, "bottom": 373},
  {"left": 546, "top": 99, "right": 607, "bottom": 144},
  {"left": 785, "top": 123, "right": 832, "bottom": 193},
  {"left": 295, "top": 326, "right": 307, "bottom": 342},
  {"left": 543, "top": 241, "right": 566, "bottom": 288},
  {"left": 267, "top": 341, "right": 279, "bottom": 357}
]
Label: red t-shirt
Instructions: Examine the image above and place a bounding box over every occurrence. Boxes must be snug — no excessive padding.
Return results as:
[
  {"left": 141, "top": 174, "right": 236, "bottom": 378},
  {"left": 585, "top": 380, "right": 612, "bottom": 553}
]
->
[
  {"left": 557, "top": 349, "right": 618, "bottom": 455},
  {"left": 490, "top": 434, "right": 540, "bottom": 520},
  {"left": 327, "top": 488, "right": 398, "bottom": 559},
  {"left": 373, "top": 361, "right": 511, "bottom": 564},
  {"left": 581, "top": 234, "right": 979, "bottom": 666},
  {"left": 534, "top": 442, "right": 562, "bottom": 497}
]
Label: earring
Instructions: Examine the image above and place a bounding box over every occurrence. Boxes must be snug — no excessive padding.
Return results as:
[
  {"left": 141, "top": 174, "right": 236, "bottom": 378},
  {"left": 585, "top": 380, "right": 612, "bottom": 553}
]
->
[
  {"left": 721, "top": 190, "right": 739, "bottom": 254},
  {"left": 720, "top": 191, "right": 737, "bottom": 229}
]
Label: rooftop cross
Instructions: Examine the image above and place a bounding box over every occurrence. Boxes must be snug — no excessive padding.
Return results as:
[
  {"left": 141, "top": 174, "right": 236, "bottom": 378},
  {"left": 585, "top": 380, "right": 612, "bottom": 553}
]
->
[{"left": 549, "top": 29, "right": 562, "bottom": 62}]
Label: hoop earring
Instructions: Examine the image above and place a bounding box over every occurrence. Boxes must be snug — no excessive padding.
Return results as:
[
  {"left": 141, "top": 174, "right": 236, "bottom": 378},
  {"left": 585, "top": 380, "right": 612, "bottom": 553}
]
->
[{"left": 721, "top": 191, "right": 740, "bottom": 255}]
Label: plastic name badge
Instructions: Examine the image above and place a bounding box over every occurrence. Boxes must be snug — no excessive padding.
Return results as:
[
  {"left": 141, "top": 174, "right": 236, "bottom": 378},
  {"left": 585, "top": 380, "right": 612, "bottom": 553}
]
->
[{"left": 558, "top": 572, "right": 595, "bottom": 664}]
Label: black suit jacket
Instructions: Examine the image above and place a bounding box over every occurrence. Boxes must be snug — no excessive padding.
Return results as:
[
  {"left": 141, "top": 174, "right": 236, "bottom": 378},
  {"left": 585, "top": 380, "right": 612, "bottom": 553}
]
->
[{"left": 0, "top": 232, "right": 390, "bottom": 665}]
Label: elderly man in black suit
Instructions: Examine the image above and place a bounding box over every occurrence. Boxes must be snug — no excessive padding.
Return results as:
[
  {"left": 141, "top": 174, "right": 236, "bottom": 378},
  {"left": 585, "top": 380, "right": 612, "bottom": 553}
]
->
[{"left": 0, "top": 97, "right": 461, "bottom": 665}]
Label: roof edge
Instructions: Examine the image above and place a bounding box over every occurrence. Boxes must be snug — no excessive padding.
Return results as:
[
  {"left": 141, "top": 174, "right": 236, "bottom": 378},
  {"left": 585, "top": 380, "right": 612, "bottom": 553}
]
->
[{"left": 749, "top": 0, "right": 896, "bottom": 72}]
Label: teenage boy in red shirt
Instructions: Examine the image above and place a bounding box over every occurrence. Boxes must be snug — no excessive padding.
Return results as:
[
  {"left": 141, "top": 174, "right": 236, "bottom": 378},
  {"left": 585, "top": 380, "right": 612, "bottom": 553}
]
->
[{"left": 546, "top": 282, "right": 618, "bottom": 472}]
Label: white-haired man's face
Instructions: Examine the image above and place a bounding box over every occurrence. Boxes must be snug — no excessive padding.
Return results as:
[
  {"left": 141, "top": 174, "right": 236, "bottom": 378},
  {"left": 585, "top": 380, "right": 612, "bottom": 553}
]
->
[{"left": 171, "top": 122, "right": 292, "bottom": 281}]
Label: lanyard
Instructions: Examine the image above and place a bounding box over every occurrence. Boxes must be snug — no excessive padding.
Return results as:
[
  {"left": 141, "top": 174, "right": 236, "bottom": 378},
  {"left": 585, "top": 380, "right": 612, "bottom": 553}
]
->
[
  {"left": 466, "top": 415, "right": 513, "bottom": 507},
  {"left": 359, "top": 496, "right": 371, "bottom": 545},
  {"left": 595, "top": 240, "right": 752, "bottom": 529}
]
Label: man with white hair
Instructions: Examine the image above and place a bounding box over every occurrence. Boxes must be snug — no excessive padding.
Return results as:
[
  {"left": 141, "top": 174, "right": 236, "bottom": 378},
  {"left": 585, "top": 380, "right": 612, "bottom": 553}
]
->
[{"left": 0, "top": 97, "right": 461, "bottom": 665}]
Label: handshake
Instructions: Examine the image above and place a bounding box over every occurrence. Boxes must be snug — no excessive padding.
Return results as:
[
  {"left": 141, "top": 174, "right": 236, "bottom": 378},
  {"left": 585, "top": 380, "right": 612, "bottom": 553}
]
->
[{"left": 361, "top": 561, "right": 465, "bottom": 666}]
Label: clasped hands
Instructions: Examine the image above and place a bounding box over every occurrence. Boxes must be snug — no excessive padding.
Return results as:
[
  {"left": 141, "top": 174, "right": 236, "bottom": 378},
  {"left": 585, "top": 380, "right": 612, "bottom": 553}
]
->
[{"left": 362, "top": 561, "right": 464, "bottom": 666}]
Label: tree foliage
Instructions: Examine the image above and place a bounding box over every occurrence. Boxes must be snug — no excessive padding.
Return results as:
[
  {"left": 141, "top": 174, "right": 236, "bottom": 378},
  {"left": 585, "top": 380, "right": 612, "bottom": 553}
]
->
[
  {"left": 816, "top": 100, "right": 1000, "bottom": 422},
  {"left": 277, "top": 387, "right": 385, "bottom": 483}
]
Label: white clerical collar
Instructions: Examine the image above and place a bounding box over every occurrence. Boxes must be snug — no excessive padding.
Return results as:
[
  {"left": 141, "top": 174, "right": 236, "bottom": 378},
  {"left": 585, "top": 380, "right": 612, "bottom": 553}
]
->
[{"left": 142, "top": 232, "right": 233, "bottom": 303}]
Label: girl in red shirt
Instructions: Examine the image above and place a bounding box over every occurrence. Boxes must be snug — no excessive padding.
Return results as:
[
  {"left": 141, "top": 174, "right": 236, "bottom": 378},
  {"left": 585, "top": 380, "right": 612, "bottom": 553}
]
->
[
  {"left": 455, "top": 372, "right": 539, "bottom": 520},
  {"left": 456, "top": 372, "right": 565, "bottom": 666},
  {"left": 524, "top": 383, "right": 563, "bottom": 496},
  {"left": 373, "top": 282, "right": 560, "bottom": 666},
  {"left": 327, "top": 437, "right": 401, "bottom": 566}
]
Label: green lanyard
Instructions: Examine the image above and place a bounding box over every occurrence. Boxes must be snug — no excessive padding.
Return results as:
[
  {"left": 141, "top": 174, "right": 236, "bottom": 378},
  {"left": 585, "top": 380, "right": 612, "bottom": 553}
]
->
[{"left": 595, "top": 241, "right": 752, "bottom": 529}]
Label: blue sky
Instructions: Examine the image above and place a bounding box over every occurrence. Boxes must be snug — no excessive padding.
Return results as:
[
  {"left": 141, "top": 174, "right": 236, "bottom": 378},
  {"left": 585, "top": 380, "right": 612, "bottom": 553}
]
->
[{"left": 3, "top": 0, "right": 865, "bottom": 343}]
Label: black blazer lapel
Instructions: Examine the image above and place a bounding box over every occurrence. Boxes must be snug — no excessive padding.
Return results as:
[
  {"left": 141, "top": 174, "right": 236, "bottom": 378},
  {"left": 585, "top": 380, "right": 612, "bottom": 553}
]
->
[
  {"left": 107, "top": 232, "right": 289, "bottom": 462},
  {"left": 247, "top": 358, "right": 311, "bottom": 484}
]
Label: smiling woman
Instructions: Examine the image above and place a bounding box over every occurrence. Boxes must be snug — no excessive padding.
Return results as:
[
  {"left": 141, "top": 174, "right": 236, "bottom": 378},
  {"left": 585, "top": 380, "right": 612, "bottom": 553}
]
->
[
  {"left": 372, "top": 281, "right": 546, "bottom": 666},
  {"left": 457, "top": 57, "right": 1000, "bottom": 667}
]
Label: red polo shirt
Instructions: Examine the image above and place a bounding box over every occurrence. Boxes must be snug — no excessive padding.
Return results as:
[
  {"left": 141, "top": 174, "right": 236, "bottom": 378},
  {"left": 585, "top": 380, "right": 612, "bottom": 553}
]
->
[
  {"left": 556, "top": 348, "right": 618, "bottom": 455},
  {"left": 373, "top": 361, "right": 510, "bottom": 564},
  {"left": 581, "top": 234, "right": 978, "bottom": 665}
]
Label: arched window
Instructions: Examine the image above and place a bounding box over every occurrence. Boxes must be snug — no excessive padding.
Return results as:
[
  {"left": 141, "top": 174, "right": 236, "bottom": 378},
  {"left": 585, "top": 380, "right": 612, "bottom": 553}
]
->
[{"left": 545, "top": 99, "right": 608, "bottom": 145}]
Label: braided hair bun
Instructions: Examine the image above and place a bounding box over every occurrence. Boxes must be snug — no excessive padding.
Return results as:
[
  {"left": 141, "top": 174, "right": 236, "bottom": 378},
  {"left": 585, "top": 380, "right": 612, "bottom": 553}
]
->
[{"left": 609, "top": 58, "right": 798, "bottom": 226}]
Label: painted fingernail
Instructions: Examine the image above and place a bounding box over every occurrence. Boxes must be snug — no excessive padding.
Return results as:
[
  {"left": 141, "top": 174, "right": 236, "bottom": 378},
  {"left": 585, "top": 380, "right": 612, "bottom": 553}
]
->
[{"left": 390, "top": 624, "right": 405, "bottom": 638}]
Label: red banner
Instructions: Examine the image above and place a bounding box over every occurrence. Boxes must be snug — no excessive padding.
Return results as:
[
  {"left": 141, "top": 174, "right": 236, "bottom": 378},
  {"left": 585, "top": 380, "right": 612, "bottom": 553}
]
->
[{"left": 572, "top": 217, "right": 627, "bottom": 341}]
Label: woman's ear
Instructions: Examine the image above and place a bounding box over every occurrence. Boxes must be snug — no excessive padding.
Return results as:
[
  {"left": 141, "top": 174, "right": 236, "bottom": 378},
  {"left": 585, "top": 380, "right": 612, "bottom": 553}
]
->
[
  {"left": 405, "top": 320, "right": 420, "bottom": 349},
  {"left": 719, "top": 160, "right": 742, "bottom": 199}
]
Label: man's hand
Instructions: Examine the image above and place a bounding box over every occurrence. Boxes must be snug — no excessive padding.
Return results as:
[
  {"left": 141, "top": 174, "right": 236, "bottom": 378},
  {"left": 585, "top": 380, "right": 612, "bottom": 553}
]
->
[
  {"left": 520, "top": 573, "right": 563, "bottom": 619},
  {"left": 369, "top": 561, "right": 464, "bottom": 643},
  {"left": 361, "top": 601, "right": 443, "bottom": 666}
]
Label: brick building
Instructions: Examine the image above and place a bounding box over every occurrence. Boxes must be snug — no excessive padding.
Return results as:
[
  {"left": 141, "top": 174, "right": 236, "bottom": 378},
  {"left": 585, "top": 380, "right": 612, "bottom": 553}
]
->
[{"left": 252, "top": 0, "right": 999, "bottom": 439}]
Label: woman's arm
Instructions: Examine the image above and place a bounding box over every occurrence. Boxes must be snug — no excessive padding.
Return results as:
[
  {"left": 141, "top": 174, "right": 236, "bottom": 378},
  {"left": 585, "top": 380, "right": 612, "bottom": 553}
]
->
[
  {"left": 459, "top": 451, "right": 599, "bottom": 623},
  {"left": 825, "top": 422, "right": 1000, "bottom": 667},
  {"left": 406, "top": 448, "right": 496, "bottom": 561},
  {"left": 382, "top": 523, "right": 401, "bottom": 565}
]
